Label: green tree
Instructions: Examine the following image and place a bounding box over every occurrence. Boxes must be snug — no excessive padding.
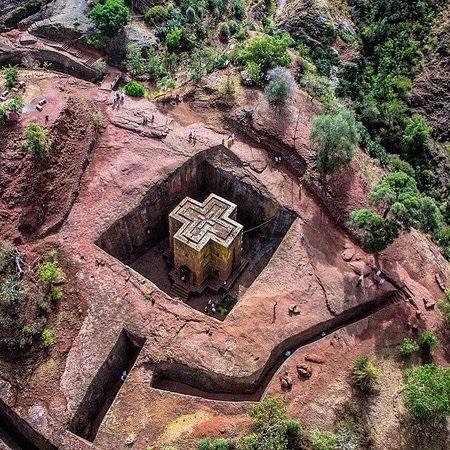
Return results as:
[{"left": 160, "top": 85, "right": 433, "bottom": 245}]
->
[
  {"left": 124, "top": 44, "right": 146, "bottom": 76},
  {"left": 144, "top": 4, "right": 173, "bottom": 26},
  {"left": 402, "top": 114, "right": 432, "bottom": 152},
  {"left": 88, "top": 0, "right": 131, "bottom": 36},
  {"left": 0, "top": 96, "right": 24, "bottom": 124},
  {"left": 351, "top": 355, "right": 380, "bottom": 393},
  {"left": 400, "top": 338, "right": 419, "bottom": 359},
  {"left": 404, "top": 364, "right": 450, "bottom": 422},
  {"left": 310, "top": 108, "right": 360, "bottom": 173},
  {"left": 235, "top": 34, "right": 292, "bottom": 73},
  {"left": 419, "top": 196, "right": 443, "bottom": 234},
  {"left": 418, "top": 330, "right": 439, "bottom": 355},
  {"left": 310, "top": 430, "right": 338, "bottom": 450},
  {"left": 22, "top": 122, "right": 52, "bottom": 154},
  {"left": 124, "top": 80, "right": 145, "bottom": 97},
  {"left": 3, "top": 65, "right": 18, "bottom": 88},
  {"left": 369, "top": 171, "right": 422, "bottom": 228},
  {"left": 265, "top": 79, "right": 290, "bottom": 105},
  {"left": 165, "top": 26, "right": 186, "bottom": 52},
  {"left": 350, "top": 209, "right": 399, "bottom": 253}
]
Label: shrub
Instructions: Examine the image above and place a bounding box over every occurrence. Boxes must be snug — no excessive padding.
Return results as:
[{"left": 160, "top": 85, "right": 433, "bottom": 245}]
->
[
  {"left": 38, "top": 260, "right": 63, "bottom": 285},
  {"left": 92, "top": 112, "right": 104, "bottom": 130},
  {"left": 156, "top": 76, "right": 176, "bottom": 92},
  {"left": 198, "top": 438, "right": 233, "bottom": 450},
  {"left": 147, "top": 49, "right": 167, "bottom": 80},
  {"left": 144, "top": 4, "right": 172, "bottom": 26},
  {"left": 350, "top": 209, "right": 399, "bottom": 253},
  {"left": 404, "top": 364, "right": 450, "bottom": 422},
  {"left": 165, "top": 26, "right": 185, "bottom": 52},
  {"left": 389, "top": 156, "right": 415, "bottom": 177},
  {"left": 220, "top": 22, "right": 230, "bottom": 41},
  {"left": 438, "top": 289, "right": 450, "bottom": 323},
  {"left": 264, "top": 67, "right": 296, "bottom": 105},
  {"left": 310, "top": 430, "right": 338, "bottom": 450},
  {"left": 86, "top": 35, "right": 106, "bottom": 49},
  {"left": 400, "top": 338, "right": 419, "bottom": 359},
  {"left": 124, "top": 80, "right": 145, "bottom": 97},
  {"left": 402, "top": 114, "right": 432, "bottom": 152},
  {"left": 235, "top": 33, "right": 292, "bottom": 74},
  {"left": 22, "top": 123, "right": 52, "bottom": 154},
  {"left": 125, "top": 44, "right": 146, "bottom": 76},
  {"left": 419, "top": 196, "right": 443, "bottom": 234},
  {"left": 41, "top": 328, "right": 55, "bottom": 347},
  {"left": 0, "top": 241, "right": 15, "bottom": 273},
  {"left": 351, "top": 355, "right": 380, "bottom": 392},
  {"left": 94, "top": 58, "right": 107, "bottom": 77},
  {"left": 88, "top": 0, "right": 131, "bottom": 36},
  {"left": 284, "top": 419, "right": 302, "bottom": 448},
  {"left": 3, "top": 65, "right": 18, "bottom": 88},
  {"left": 233, "top": 0, "right": 246, "bottom": 20},
  {"left": 217, "top": 294, "right": 237, "bottom": 316},
  {"left": 310, "top": 108, "right": 360, "bottom": 173},
  {"left": 0, "top": 96, "right": 24, "bottom": 124},
  {"left": 0, "top": 276, "right": 28, "bottom": 305},
  {"left": 244, "top": 61, "right": 261, "bottom": 84},
  {"left": 238, "top": 434, "right": 258, "bottom": 450},
  {"left": 418, "top": 330, "right": 439, "bottom": 354},
  {"left": 50, "top": 287, "right": 63, "bottom": 302}
]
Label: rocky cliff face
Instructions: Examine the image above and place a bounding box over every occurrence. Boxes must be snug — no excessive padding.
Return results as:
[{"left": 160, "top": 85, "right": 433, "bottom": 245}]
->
[
  {"left": 411, "top": 4, "right": 450, "bottom": 143},
  {"left": 0, "top": 0, "right": 52, "bottom": 31}
]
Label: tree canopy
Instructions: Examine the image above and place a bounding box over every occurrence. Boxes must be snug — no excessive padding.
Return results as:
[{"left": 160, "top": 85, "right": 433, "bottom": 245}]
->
[
  {"left": 88, "top": 0, "right": 131, "bottom": 36},
  {"left": 310, "top": 108, "right": 360, "bottom": 173}
]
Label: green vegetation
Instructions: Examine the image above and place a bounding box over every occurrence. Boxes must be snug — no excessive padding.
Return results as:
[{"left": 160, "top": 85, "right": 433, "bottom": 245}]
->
[
  {"left": 351, "top": 170, "right": 444, "bottom": 253},
  {"left": 86, "top": 35, "right": 106, "bottom": 50},
  {"left": 41, "top": 328, "right": 55, "bottom": 347},
  {"left": 310, "top": 108, "right": 360, "bottom": 173},
  {"left": 343, "top": 0, "right": 449, "bottom": 258},
  {"left": 217, "top": 294, "right": 236, "bottom": 316},
  {"left": 418, "top": 330, "right": 439, "bottom": 355},
  {"left": 264, "top": 67, "right": 297, "bottom": 106},
  {"left": 38, "top": 252, "right": 64, "bottom": 285},
  {"left": 197, "top": 438, "right": 232, "bottom": 450},
  {"left": 0, "top": 95, "right": 24, "bottom": 125},
  {"left": 350, "top": 209, "right": 398, "bottom": 253},
  {"left": 437, "top": 289, "right": 450, "bottom": 323},
  {"left": 0, "top": 243, "right": 61, "bottom": 351},
  {"left": 400, "top": 338, "right": 419, "bottom": 359},
  {"left": 3, "top": 65, "right": 18, "bottom": 88},
  {"left": 234, "top": 34, "right": 292, "bottom": 74},
  {"left": 124, "top": 80, "right": 146, "bottom": 97},
  {"left": 310, "top": 430, "right": 338, "bottom": 450},
  {"left": 92, "top": 111, "right": 104, "bottom": 130},
  {"left": 404, "top": 364, "right": 450, "bottom": 422},
  {"left": 22, "top": 122, "right": 52, "bottom": 154},
  {"left": 88, "top": 0, "right": 131, "bottom": 36},
  {"left": 351, "top": 355, "right": 380, "bottom": 392}
]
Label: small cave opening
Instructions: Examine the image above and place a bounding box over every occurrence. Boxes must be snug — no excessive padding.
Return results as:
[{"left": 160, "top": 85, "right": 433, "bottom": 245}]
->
[
  {"left": 68, "top": 329, "right": 145, "bottom": 443},
  {"left": 0, "top": 398, "right": 56, "bottom": 450},
  {"left": 96, "top": 147, "right": 297, "bottom": 317}
]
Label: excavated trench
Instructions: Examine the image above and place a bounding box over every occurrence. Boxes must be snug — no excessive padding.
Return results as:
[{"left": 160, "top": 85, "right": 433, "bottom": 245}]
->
[
  {"left": 0, "top": 398, "right": 56, "bottom": 450},
  {"left": 150, "top": 291, "right": 402, "bottom": 402},
  {"left": 69, "top": 330, "right": 145, "bottom": 442},
  {"left": 96, "top": 146, "right": 296, "bottom": 309}
]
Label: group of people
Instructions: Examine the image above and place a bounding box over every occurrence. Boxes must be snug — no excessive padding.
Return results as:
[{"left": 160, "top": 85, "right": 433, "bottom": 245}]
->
[
  {"left": 142, "top": 114, "right": 155, "bottom": 126},
  {"left": 204, "top": 299, "right": 217, "bottom": 314},
  {"left": 112, "top": 91, "right": 125, "bottom": 109},
  {"left": 188, "top": 130, "right": 198, "bottom": 145},
  {"left": 222, "top": 133, "right": 235, "bottom": 148}
]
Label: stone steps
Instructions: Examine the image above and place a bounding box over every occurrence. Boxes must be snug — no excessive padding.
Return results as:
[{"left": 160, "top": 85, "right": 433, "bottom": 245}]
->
[{"left": 171, "top": 283, "right": 189, "bottom": 301}]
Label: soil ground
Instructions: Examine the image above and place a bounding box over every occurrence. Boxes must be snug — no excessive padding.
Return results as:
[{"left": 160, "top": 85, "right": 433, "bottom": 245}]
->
[{"left": 0, "top": 67, "right": 448, "bottom": 450}]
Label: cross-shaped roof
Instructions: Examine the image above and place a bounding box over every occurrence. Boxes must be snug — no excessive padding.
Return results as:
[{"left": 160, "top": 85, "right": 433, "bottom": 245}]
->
[{"left": 169, "top": 194, "right": 243, "bottom": 251}]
